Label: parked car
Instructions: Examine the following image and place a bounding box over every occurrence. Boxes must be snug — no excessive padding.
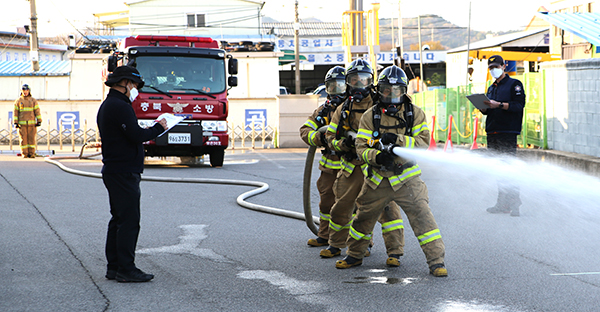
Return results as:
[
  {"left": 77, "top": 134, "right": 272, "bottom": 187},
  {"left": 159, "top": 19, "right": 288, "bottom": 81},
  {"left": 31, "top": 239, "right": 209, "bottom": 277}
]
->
[
  {"left": 279, "top": 86, "right": 290, "bottom": 95},
  {"left": 311, "top": 85, "right": 327, "bottom": 98}
]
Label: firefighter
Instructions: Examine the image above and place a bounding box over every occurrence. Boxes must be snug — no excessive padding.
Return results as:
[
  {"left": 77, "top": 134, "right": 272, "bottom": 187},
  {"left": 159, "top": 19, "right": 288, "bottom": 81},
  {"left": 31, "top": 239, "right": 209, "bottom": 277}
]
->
[
  {"left": 323, "top": 59, "right": 405, "bottom": 267},
  {"left": 335, "top": 65, "right": 447, "bottom": 277},
  {"left": 300, "top": 66, "right": 347, "bottom": 247},
  {"left": 13, "top": 84, "right": 42, "bottom": 158}
]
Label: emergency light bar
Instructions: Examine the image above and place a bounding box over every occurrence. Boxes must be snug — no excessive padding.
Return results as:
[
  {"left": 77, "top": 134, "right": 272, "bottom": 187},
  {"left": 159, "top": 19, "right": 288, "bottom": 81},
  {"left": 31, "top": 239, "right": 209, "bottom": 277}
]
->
[{"left": 134, "top": 35, "right": 214, "bottom": 43}]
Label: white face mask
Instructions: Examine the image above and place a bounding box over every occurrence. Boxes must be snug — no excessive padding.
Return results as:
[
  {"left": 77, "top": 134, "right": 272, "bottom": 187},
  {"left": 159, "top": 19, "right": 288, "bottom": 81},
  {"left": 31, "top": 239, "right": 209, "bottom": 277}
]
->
[
  {"left": 490, "top": 68, "right": 503, "bottom": 79},
  {"left": 128, "top": 84, "right": 139, "bottom": 102}
]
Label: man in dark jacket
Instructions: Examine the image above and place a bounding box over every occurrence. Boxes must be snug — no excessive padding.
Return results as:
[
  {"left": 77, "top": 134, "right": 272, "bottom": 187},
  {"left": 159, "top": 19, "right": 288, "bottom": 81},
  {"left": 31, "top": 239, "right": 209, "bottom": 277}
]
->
[
  {"left": 97, "top": 65, "right": 167, "bottom": 282},
  {"left": 482, "top": 55, "right": 526, "bottom": 217}
]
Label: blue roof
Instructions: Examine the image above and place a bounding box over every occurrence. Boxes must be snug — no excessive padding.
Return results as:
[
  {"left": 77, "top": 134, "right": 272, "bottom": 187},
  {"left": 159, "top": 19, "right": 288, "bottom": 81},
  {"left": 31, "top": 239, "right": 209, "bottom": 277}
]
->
[
  {"left": 0, "top": 60, "right": 70, "bottom": 76},
  {"left": 538, "top": 12, "right": 600, "bottom": 46}
]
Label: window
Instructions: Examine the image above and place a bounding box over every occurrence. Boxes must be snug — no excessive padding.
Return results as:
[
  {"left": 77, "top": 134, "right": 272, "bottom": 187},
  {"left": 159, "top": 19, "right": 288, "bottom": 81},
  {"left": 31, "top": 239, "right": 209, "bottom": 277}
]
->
[
  {"left": 23, "top": 53, "right": 27, "bottom": 61},
  {"left": 187, "top": 13, "right": 205, "bottom": 27}
]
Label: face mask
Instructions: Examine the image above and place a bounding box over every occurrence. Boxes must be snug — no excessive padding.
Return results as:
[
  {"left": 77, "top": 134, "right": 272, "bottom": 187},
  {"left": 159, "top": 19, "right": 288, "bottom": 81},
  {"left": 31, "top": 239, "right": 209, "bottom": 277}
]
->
[
  {"left": 128, "top": 84, "right": 139, "bottom": 102},
  {"left": 490, "top": 68, "right": 503, "bottom": 79}
]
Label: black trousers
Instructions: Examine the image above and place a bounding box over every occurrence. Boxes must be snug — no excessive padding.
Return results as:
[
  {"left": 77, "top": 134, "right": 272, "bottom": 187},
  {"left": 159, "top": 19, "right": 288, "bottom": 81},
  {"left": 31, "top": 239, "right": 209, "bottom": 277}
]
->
[
  {"left": 486, "top": 133, "right": 521, "bottom": 209},
  {"left": 102, "top": 172, "right": 142, "bottom": 272}
]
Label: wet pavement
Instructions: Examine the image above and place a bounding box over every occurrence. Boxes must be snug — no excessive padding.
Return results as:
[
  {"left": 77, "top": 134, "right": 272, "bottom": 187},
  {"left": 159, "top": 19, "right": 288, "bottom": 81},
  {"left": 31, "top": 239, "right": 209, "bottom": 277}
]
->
[{"left": 1, "top": 146, "right": 599, "bottom": 311}]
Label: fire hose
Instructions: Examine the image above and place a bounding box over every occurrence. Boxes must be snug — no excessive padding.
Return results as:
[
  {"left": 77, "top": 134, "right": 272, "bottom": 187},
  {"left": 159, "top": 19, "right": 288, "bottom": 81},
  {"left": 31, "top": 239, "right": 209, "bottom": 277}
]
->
[{"left": 45, "top": 142, "right": 320, "bottom": 225}]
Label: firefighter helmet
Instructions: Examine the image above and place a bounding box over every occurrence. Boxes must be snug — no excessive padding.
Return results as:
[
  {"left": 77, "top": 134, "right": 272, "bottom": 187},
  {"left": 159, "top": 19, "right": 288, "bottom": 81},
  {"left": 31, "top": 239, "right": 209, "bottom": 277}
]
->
[
  {"left": 346, "top": 59, "right": 373, "bottom": 102},
  {"left": 324, "top": 66, "right": 347, "bottom": 105},
  {"left": 377, "top": 65, "right": 408, "bottom": 105}
]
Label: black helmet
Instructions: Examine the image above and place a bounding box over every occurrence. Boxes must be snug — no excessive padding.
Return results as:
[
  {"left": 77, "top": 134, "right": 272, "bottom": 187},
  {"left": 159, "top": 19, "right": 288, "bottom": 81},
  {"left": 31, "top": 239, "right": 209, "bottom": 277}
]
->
[
  {"left": 22, "top": 84, "right": 30, "bottom": 90},
  {"left": 104, "top": 65, "right": 145, "bottom": 89},
  {"left": 324, "top": 66, "right": 347, "bottom": 105},
  {"left": 377, "top": 65, "right": 409, "bottom": 113},
  {"left": 346, "top": 59, "right": 373, "bottom": 102}
]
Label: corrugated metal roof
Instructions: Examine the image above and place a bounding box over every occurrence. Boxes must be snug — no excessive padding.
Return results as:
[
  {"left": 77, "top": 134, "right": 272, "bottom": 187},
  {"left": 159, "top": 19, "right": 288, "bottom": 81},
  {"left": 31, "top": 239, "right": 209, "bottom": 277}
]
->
[
  {"left": 538, "top": 12, "right": 600, "bottom": 46},
  {"left": 262, "top": 22, "right": 342, "bottom": 37},
  {"left": 0, "top": 60, "right": 70, "bottom": 76},
  {"left": 447, "top": 28, "right": 549, "bottom": 53}
]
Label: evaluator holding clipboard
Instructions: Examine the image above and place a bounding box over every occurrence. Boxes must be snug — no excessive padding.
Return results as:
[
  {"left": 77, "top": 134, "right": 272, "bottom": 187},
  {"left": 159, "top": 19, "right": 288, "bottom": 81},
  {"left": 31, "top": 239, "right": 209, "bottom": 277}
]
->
[{"left": 470, "top": 55, "right": 526, "bottom": 217}]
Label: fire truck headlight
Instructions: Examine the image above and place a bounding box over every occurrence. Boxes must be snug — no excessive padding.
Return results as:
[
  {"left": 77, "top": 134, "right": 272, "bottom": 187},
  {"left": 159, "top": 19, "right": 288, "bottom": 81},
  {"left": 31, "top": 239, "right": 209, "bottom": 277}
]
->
[
  {"left": 138, "top": 119, "right": 154, "bottom": 128},
  {"left": 202, "top": 120, "right": 227, "bottom": 132}
]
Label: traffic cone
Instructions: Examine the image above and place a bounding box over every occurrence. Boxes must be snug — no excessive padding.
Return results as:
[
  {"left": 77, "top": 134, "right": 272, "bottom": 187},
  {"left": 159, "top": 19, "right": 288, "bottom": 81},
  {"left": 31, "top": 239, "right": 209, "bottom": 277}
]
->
[
  {"left": 428, "top": 116, "right": 437, "bottom": 151},
  {"left": 470, "top": 117, "right": 479, "bottom": 150},
  {"left": 443, "top": 115, "right": 454, "bottom": 152}
]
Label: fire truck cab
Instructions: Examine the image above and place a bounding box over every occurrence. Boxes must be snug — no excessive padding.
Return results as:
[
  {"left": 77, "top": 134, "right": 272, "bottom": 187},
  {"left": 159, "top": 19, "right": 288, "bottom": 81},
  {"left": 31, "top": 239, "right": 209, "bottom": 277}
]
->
[{"left": 106, "top": 35, "right": 238, "bottom": 167}]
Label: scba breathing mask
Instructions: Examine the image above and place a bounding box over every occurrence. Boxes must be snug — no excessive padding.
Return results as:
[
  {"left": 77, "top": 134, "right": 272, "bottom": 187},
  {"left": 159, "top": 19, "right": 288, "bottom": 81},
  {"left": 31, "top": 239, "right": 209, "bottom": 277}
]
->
[
  {"left": 326, "top": 79, "right": 347, "bottom": 106},
  {"left": 379, "top": 84, "right": 407, "bottom": 116},
  {"left": 347, "top": 72, "right": 373, "bottom": 102}
]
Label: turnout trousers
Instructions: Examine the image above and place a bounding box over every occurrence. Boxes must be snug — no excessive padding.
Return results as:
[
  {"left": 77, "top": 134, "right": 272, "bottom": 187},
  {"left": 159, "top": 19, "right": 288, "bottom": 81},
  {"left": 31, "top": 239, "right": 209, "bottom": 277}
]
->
[
  {"left": 18, "top": 125, "right": 36, "bottom": 156},
  {"left": 328, "top": 167, "right": 404, "bottom": 256},
  {"left": 316, "top": 170, "right": 337, "bottom": 240},
  {"left": 102, "top": 172, "right": 142, "bottom": 272},
  {"left": 347, "top": 177, "right": 445, "bottom": 266},
  {"left": 487, "top": 133, "right": 521, "bottom": 211}
]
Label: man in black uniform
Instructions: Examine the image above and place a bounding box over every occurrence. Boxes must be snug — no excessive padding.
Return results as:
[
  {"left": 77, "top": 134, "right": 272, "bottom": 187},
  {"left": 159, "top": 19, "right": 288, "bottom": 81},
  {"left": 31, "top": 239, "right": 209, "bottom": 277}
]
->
[
  {"left": 481, "top": 55, "right": 526, "bottom": 217},
  {"left": 97, "top": 66, "right": 168, "bottom": 282}
]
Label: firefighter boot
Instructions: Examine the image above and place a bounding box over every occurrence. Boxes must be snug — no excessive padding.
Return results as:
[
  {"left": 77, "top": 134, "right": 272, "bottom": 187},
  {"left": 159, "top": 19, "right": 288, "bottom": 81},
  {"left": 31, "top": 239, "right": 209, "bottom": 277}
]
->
[
  {"left": 320, "top": 246, "right": 341, "bottom": 258},
  {"left": 336, "top": 255, "right": 362, "bottom": 269},
  {"left": 429, "top": 263, "right": 448, "bottom": 277},
  {"left": 386, "top": 254, "right": 401, "bottom": 267},
  {"left": 307, "top": 237, "right": 329, "bottom": 247}
]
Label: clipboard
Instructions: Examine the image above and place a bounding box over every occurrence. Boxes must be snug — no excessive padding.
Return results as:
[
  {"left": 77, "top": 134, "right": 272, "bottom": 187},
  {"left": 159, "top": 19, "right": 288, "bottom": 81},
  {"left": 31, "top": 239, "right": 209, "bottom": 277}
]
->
[
  {"left": 155, "top": 113, "right": 185, "bottom": 137},
  {"left": 466, "top": 93, "right": 491, "bottom": 110}
]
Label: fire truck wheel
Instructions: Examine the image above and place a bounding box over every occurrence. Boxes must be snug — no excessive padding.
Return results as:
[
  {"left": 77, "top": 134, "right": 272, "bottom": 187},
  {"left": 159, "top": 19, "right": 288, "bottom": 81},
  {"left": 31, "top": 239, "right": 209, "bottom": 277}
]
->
[{"left": 209, "top": 149, "right": 225, "bottom": 167}]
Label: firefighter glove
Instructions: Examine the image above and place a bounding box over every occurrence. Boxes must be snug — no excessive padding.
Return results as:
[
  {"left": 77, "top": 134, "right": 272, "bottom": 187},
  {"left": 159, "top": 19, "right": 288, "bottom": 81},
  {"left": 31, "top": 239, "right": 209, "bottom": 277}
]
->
[
  {"left": 343, "top": 137, "right": 355, "bottom": 148},
  {"left": 376, "top": 151, "right": 394, "bottom": 168},
  {"left": 320, "top": 132, "right": 327, "bottom": 146},
  {"left": 380, "top": 133, "right": 398, "bottom": 145},
  {"left": 36, "top": 121, "right": 42, "bottom": 127},
  {"left": 14, "top": 123, "right": 20, "bottom": 129}
]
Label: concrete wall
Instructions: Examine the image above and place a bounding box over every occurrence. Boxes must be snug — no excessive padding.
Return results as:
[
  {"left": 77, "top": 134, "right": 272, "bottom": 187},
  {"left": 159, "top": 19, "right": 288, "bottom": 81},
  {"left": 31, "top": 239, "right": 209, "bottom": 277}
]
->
[{"left": 541, "top": 58, "right": 600, "bottom": 157}]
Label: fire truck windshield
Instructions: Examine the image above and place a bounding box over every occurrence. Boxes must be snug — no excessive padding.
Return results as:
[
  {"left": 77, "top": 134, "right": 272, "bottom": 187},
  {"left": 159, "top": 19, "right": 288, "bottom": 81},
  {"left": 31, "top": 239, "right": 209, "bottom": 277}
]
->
[{"left": 135, "top": 56, "right": 225, "bottom": 94}]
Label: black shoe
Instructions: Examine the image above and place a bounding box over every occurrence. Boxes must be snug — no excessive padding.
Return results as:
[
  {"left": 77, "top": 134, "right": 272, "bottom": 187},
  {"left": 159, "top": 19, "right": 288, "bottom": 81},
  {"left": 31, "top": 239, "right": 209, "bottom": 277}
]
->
[
  {"left": 116, "top": 268, "right": 154, "bottom": 283},
  {"left": 105, "top": 269, "right": 117, "bottom": 280}
]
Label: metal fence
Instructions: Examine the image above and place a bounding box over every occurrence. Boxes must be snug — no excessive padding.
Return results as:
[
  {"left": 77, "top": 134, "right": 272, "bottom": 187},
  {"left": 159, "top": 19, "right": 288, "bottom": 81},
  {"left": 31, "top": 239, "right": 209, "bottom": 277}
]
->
[
  {"left": 0, "top": 119, "right": 278, "bottom": 151},
  {"left": 412, "top": 72, "right": 547, "bottom": 149}
]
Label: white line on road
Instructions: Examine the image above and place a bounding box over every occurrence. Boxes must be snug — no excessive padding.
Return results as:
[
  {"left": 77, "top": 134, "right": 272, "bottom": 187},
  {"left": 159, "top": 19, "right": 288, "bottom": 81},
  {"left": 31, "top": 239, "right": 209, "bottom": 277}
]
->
[{"left": 550, "top": 272, "right": 600, "bottom": 276}]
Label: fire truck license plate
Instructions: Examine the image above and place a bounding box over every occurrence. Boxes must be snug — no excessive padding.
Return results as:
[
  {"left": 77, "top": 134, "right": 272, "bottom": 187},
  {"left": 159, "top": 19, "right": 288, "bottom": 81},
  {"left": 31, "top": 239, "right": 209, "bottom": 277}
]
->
[{"left": 168, "top": 133, "right": 191, "bottom": 144}]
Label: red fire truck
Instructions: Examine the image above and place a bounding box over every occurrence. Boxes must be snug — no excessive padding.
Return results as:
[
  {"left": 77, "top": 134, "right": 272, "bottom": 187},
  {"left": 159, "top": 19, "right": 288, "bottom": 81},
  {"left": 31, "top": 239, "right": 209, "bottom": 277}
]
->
[{"left": 106, "top": 35, "right": 238, "bottom": 167}]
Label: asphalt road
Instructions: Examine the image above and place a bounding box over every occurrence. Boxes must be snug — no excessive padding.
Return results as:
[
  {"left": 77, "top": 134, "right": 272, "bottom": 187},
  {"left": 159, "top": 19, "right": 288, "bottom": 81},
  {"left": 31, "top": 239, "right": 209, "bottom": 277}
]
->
[{"left": 1, "top": 148, "right": 599, "bottom": 312}]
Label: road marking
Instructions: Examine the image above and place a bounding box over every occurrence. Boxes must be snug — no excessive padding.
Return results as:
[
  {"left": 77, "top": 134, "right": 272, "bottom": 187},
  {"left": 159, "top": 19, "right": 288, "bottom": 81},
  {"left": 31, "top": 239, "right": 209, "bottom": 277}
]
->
[
  {"left": 550, "top": 272, "right": 600, "bottom": 276},
  {"left": 237, "top": 270, "right": 332, "bottom": 305},
  {"left": 137, "top": 224, "right": 233, "bottom": 263}
]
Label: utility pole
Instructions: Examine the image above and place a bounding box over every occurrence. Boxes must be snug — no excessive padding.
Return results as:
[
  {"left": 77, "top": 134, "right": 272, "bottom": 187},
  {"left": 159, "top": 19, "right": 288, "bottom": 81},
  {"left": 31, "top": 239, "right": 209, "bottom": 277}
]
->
[
  {"left": 29, "top": 0, "right": 40, "bottom": 71},
  {"left": 294, "top": 0, "right": 301, "bottom": 94},
  {"left": 418, "top": 15, "right": 423, "bottom": 82},
  {"left": 398, "top": 1, "right": 402, "bottom": 58}
]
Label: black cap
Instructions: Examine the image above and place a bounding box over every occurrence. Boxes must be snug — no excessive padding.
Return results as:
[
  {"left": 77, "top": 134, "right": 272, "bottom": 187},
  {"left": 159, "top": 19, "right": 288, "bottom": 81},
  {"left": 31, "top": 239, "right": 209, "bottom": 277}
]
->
[
  {"left": 104, "top": 65, "right": 145, "bottom": 89},
  {"left": 22, "top": 84, "right": 30, "bottom": 90},
  {"left": 488, "top": 55, "right": 505, "bottom": 68}
]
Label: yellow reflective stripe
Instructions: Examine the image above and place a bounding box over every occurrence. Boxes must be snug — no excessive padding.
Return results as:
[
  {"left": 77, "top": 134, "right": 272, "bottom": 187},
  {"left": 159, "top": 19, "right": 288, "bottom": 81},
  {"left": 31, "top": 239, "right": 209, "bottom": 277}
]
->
[
  {"left": 349, "top": 226, "right": 372, "bottom": 241},
  {"left": 389, "top": 165, "right": 421, "bottom": 186},
  {"left": 329, "top": 219, "right": 352, "bottom": 232},
  {"left": 327, "top": 122, "right": 338, "bottom": 134},
  {"left": 319, "top": 155, "right": 341, "bottom": 169},
  {"left": 367, "top": 168, "right": 384, "bottom": 185},
  {"left": 405, "top": 136, "right": 415, "bottom": 148},
  {"left": 418, "top": 229, "right": 442, "bottom": 245},
  {"left": 381, "top": 219, "right": 404, "bottom": 233},
  {"left": 18, "top": 120, "right": 37, "bottom": 125},
  {"left": 308, "top": 130, "right": 318, "bottom": 146},
  {"left": 304, "top": 119, "right": 318, "bottom": 130},
  {"left": 320, "top": 211, "right": 331, "bottom": 221},
  {"left": 356, "top": 128, "right": 372, "bottom": 140},
  {"left": 20, "top": 107, "right": 35, "bottom": 111},
  {"left": 332, "top": 139, "right": 343, "bottom": 151},
  {"left": 412, "top": 121, "right": 428, "bottom": 136},
  {"left": 341, "top": 159, "right": 355, "bottom": 173},
  {"left": 361, "top": 149, "right": 370, "bottom": 163}
]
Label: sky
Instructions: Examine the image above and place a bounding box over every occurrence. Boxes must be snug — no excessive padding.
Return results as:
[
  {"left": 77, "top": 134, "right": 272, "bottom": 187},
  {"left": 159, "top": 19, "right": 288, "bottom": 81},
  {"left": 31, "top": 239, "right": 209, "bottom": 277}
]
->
[{"left": 0, "top": 0, "right": 550, "bottom": 37}]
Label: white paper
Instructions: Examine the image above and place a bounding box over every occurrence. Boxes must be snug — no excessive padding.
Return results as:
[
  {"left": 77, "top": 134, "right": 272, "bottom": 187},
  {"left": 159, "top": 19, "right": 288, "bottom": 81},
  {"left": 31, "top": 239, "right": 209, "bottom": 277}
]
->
[
  {"left": 466, "top": 93, "right": 491, "bottom": 110},
  {"left": 155, "top": 113, "right": 185, "bottom": 137}
]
